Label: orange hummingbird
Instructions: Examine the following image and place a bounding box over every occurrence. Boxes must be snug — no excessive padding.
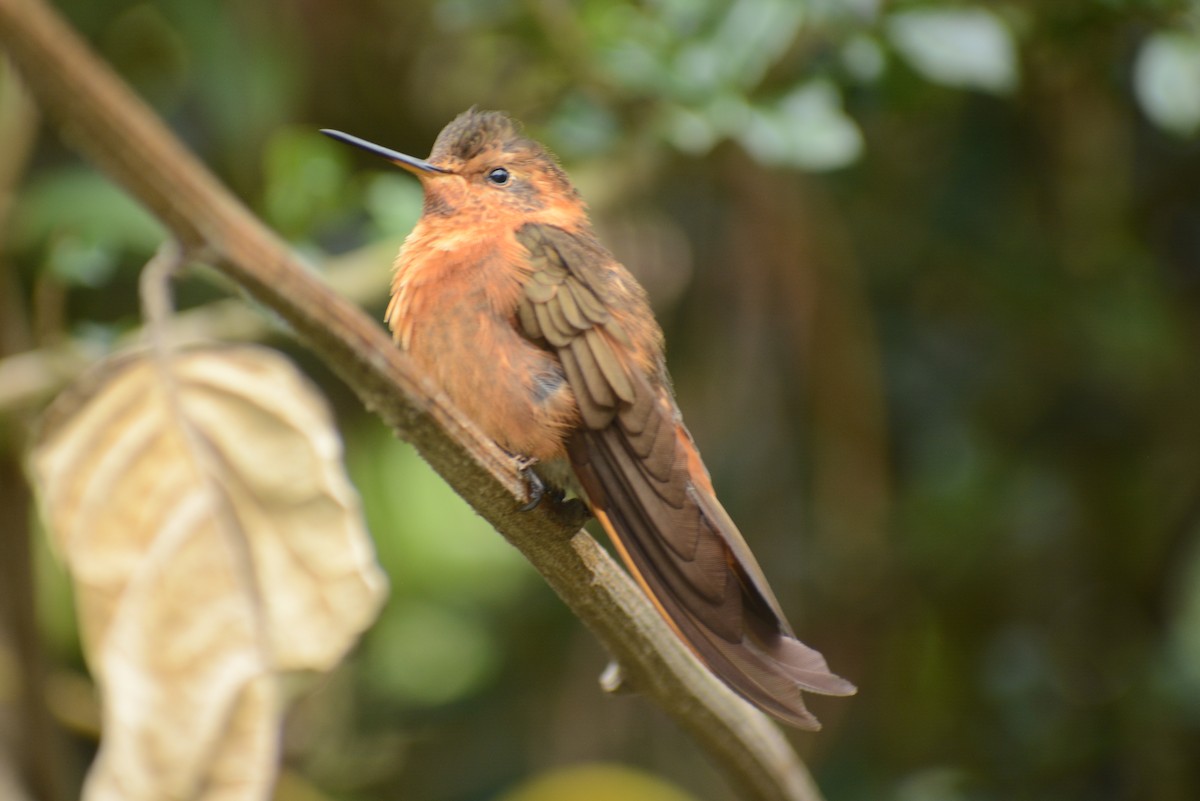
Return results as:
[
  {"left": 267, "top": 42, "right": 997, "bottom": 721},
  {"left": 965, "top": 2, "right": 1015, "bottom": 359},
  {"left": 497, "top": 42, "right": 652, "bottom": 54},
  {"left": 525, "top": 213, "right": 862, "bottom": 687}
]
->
[{"left": 322, "top": 110, "right": 855, "bottom": 729}]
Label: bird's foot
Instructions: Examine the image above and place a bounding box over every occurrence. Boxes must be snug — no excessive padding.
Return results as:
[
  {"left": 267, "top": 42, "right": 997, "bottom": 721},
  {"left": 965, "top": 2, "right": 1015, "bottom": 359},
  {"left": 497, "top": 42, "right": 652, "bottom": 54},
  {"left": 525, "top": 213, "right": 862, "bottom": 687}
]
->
[
  {"left": 513, "top": 456, "right": 579, "bottom": 525},
  {"left": 519, "top": 467, "right": 545, "bottom": 511},
  {"left": 514, "top": 456, "right": 558, "bottom": 511}
]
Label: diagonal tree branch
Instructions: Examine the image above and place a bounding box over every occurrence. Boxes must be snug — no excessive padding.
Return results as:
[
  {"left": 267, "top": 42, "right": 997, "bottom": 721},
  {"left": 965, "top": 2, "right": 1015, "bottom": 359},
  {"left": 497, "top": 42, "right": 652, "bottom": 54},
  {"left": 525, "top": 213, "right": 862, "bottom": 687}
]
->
[{"left": 0, "top": 1, "right": 828, "bottom": 799}]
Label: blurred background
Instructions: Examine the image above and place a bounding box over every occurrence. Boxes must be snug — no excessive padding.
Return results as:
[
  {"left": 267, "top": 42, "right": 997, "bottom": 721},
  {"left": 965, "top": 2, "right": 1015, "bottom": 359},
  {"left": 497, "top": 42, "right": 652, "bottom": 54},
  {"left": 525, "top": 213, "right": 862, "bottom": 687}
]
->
[{"left": 3, "top": 1, "right": 1200, "bottom": 799}]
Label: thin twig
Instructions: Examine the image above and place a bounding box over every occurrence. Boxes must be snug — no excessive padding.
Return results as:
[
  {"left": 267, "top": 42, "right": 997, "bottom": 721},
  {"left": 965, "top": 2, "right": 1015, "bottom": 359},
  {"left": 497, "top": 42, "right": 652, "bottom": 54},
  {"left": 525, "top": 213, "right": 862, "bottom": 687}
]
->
[{"left": 0, "top": 1, "right": 827, "bottom": 799}]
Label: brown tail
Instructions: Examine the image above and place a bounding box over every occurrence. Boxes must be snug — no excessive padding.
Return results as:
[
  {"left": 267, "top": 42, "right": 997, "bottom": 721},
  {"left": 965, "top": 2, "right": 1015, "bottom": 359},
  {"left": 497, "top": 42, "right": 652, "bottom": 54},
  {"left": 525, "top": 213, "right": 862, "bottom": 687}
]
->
[{"left": 567, "top": 392, "right": 856, "bottom": 729}]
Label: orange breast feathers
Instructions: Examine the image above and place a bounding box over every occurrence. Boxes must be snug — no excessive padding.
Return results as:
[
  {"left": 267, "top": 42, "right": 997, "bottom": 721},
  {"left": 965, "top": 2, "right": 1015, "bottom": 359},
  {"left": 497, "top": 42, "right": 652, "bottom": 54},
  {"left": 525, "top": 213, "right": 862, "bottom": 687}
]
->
[{"left": 386, "top": 222, "right": 579, "bottom": 461}]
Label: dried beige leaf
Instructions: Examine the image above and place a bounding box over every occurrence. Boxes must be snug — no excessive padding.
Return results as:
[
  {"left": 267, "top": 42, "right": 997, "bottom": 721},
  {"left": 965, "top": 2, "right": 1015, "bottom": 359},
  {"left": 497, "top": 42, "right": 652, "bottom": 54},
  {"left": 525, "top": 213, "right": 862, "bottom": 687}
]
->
[{"left": 28, "top": 345, "right": 388, "bottom": 801}]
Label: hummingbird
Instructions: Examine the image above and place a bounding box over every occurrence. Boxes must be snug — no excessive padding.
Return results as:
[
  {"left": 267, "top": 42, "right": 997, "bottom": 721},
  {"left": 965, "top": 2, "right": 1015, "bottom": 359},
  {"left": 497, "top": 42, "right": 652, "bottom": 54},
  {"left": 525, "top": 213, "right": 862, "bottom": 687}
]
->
[{"left": 321, "top": 109, "right": 855, "bottom": 729}]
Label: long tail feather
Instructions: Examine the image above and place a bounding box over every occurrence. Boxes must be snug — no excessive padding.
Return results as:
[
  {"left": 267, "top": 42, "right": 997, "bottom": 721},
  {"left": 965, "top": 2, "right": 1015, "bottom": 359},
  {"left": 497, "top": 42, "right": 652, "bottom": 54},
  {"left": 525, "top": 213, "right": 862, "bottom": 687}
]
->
[{"left": 568, "top": 423, "right": 856, "bottom": 729}]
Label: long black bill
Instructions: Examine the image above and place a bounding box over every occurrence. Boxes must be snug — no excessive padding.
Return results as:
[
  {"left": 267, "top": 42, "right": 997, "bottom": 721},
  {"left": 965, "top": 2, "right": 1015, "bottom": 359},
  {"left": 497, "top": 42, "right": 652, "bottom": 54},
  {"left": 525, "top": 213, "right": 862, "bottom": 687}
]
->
[{"left": 319, "top": 129, "right": 450, "bottom": 176}]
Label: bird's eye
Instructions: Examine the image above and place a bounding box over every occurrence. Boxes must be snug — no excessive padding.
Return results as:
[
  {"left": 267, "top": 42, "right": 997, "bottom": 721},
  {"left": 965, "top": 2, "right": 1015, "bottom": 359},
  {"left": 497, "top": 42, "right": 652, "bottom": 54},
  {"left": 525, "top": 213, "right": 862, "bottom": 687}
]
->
[{"left": 487, "top": 167, "right": 510, "bottom": 186}]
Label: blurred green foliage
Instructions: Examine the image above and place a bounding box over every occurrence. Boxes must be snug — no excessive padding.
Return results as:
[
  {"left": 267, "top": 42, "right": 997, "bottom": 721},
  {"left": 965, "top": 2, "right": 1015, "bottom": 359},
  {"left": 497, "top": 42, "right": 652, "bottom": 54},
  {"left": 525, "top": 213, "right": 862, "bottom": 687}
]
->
[
  {"left": 10, "top": 168, "right": 165, "bottom": 287},
  {"left": 5, "top": 1, "right": 1200, "bottom": 800}
]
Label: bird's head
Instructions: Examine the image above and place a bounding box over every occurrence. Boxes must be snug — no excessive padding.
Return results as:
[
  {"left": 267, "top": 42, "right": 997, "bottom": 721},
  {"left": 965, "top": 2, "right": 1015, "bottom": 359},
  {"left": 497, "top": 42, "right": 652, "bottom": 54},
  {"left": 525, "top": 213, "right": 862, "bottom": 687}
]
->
[{"left": 323, "top": 109, "right": 585, "bottom": 230}]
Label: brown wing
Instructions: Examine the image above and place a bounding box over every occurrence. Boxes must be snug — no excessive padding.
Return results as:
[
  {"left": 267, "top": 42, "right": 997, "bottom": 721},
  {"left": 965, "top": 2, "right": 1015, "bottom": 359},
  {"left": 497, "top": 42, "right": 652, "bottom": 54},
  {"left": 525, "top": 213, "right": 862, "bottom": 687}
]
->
[{"left": 515, "top": 223, "right": 855, "bottom": 729}]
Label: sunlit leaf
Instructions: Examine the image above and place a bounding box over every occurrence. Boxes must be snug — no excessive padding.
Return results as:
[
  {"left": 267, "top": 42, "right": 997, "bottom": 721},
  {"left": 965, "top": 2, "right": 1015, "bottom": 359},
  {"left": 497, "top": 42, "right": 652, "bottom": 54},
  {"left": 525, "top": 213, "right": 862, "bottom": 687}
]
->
[
  {"left": 29, "top": 345, "right": 388, "bottom": 801},
  {"left": 887, "top": 7, "right": 1018, "bottom": 94},
  {"left": 738, "top": 81, "right": 863, "bottom": 171},
  {"left": 703, "top": 0, "right": 805, "bottom": 89},
  {"left": 1134, "top": 30, "right": 1200, "bottom": 137}
]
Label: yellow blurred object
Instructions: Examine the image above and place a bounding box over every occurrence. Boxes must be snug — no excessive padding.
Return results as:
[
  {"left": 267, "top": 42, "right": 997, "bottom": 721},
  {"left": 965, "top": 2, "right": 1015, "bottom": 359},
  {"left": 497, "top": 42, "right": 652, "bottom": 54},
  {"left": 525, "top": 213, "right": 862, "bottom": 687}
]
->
[{"left": 495, "top": 762, "right": 701, "bottom": 801}]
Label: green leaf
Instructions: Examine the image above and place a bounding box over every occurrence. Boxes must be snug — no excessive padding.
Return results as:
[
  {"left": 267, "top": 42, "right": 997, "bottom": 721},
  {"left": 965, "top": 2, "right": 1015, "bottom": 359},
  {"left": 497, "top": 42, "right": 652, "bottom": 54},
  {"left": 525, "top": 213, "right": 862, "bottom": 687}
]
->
[
  {"left": 738, "top": 81, "right": 863, "bottom": 171},
  {"left": 10, "top": 168, "right": 166, "bottom": 286},
  {"left": 1134, "top": 30, "right": 1200, "bottom": 137},
  {"left": 262, "top": 126, "right": 351, "bottom": 237},
  {"left": 888, "top": 7, "right": 1018, "bottom": 94}
]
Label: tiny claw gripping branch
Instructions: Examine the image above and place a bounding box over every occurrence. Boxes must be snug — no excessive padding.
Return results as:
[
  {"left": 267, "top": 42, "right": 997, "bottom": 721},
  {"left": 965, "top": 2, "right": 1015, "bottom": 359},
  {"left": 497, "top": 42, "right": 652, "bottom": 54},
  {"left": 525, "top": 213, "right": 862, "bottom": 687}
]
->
[{"left": 516, "top": 457, "right": 546, "bottom": 512}]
